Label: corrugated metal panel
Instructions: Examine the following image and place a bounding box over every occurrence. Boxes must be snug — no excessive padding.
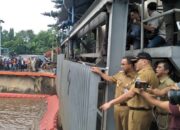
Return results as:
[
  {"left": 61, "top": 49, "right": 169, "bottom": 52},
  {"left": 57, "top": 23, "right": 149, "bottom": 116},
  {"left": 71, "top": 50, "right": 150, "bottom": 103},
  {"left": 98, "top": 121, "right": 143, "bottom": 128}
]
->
[{"left": 56, "top": 54, "right": 100, "bottom": 130}]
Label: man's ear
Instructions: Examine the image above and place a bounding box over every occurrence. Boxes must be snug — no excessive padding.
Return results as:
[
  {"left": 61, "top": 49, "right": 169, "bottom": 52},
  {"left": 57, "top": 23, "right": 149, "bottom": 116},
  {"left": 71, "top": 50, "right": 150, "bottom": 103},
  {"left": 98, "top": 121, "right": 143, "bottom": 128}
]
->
[{"left": 165, "top": 69, "right": 169, "bottom": 75}]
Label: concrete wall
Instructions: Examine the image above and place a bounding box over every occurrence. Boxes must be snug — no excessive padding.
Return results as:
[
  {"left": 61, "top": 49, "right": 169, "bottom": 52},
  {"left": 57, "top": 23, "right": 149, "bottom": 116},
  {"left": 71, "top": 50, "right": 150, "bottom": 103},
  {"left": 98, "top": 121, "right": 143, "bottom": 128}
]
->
[{"left": 0, "top": 76, "right": 56, "bottom": 94}]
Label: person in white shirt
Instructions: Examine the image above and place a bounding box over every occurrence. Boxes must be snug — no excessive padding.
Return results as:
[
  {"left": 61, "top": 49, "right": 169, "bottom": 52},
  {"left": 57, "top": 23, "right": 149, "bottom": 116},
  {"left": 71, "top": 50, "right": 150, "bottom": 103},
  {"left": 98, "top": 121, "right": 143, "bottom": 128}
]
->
[{"left": 144, "top": 2, "right": 166, "bottom": 48}]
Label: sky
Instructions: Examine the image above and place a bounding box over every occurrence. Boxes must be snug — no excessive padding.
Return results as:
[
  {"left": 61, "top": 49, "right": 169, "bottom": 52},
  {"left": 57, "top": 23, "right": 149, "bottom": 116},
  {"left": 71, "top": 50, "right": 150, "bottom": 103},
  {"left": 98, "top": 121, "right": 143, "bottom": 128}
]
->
[{"left": 0, "top": 0, "right": 56, "bottom": 34}]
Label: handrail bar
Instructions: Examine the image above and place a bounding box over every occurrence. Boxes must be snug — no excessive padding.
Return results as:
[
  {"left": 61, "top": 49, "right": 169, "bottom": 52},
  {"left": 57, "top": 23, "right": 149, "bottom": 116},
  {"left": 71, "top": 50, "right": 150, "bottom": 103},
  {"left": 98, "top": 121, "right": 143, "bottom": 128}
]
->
[
  {"left": 140, "top": 7, "right": 180, "bottom": 50},
  {"left": 140, "top": 0, "right": 145, "bottom": 50},
  {"left": 143, "top": 8, "right": 180, "bottom": 23}
]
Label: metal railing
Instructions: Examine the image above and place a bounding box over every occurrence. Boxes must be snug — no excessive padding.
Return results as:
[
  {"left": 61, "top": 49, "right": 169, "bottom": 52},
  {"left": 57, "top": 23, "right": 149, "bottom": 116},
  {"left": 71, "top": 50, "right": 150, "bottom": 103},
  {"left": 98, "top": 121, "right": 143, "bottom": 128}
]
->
[{"left": 140, "top": 0, "right": 180, "bottom": 49}]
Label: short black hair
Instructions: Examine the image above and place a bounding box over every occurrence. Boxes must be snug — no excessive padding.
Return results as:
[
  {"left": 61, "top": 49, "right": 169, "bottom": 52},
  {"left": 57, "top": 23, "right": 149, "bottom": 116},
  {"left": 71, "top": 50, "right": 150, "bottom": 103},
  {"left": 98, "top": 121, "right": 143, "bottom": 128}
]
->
[
  {"left": 147, "top": 2, "right": 157, "bottom": 11},
  {"left": 123, "top": 56, "right": 136, "bottom": 65},
  {"left": 156, "top": 60, "right": 172, "bottom": 74}
]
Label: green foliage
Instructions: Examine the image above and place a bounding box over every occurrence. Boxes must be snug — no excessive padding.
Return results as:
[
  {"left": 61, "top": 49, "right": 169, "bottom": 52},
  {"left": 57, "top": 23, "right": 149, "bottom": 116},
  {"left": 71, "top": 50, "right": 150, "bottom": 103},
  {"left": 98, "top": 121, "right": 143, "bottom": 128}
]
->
[
  {"left": 1, "top": 0, "right": 63, "bottom": 56},
  {"left": 8, "top": 28, "right": 14, "bottom": 41},
  {"left": 1, "top": 29, "right": 56, "bottom": 55}
]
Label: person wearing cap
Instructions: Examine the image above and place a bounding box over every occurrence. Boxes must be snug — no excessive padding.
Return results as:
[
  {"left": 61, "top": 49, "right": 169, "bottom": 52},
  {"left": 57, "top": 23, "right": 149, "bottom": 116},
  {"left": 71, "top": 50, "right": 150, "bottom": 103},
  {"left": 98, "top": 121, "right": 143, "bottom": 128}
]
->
[
  {"left": 91, "top": 56, "right": 136, "bottom": 130},
  {"left": 100, "top": 52, "right": 159, "bottom": 130}
]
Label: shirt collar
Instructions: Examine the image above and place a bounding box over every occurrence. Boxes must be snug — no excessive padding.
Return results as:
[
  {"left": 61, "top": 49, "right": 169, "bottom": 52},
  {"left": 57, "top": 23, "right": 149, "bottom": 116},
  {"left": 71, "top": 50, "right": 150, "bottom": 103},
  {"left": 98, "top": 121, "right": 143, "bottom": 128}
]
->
[
  {"left": 125, "top": 71, "right": 136, "bottom": 78},
  {"left": 159, "top": 75, "right": 170, "bottom": 84}
]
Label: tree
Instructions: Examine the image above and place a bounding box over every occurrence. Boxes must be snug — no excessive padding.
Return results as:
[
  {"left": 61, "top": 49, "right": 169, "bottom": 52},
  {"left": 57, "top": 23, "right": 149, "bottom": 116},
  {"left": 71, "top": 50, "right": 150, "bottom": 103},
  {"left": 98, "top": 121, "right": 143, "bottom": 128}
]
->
[
  {"left": 42, "top": 0, "right": 64, "bottom": 29},
  {"left": 8, "top": 28, "right": 14, "bottom": 41},
  {"left": 2, "top": 29, "right": 56, "bottom": 55}
]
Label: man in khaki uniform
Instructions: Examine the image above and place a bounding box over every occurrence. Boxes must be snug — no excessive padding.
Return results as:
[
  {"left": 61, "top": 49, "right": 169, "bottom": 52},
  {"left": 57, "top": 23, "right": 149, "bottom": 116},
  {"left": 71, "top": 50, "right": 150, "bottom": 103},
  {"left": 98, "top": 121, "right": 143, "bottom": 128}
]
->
[
  {"left": 100, "top": 52, "right": 159, "bottom": 130},
  {"left": 155, "top": 60, "right": 174, "bottom": 93},
  {"left": 149, "top": 60, "right": 175, "bottom": 130},
  {"left": 91, "top": 56, "right": 136, "bottom": 130}
]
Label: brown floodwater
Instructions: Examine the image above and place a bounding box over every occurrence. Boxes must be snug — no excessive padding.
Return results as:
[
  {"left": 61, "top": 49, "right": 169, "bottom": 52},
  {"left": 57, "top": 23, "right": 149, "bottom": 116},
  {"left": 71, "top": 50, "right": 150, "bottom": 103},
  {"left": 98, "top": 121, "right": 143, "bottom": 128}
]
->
[{"left": 0, "top": 98, "right": 47, "bottom": 130}]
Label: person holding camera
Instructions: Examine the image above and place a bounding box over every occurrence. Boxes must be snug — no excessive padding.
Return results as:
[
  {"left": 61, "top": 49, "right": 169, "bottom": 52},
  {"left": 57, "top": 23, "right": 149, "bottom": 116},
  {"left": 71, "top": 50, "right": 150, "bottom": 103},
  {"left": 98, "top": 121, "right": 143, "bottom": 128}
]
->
[
  {"left": 100, "top": 52, "right": 159, "bottom": 130},
  {"left": 91, "top": 56, "right": 136, "bottom": 130},
  {"left": 139, "top": 87, "right": 180, "bottom": 130}
]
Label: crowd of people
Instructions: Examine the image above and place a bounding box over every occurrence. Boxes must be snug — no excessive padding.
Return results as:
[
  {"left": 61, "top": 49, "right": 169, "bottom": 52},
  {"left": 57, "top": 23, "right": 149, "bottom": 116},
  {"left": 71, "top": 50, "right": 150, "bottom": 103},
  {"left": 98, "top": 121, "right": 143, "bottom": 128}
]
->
[
  {"left": 0, "top": 56, "right": 41, "bottom": 71},
  {"left": 127, "top": 1, "right": 180, "bottom": 50},
  {"left": 0, "top": 55, "right": 56, "bottom": 73},
  {"left": 91, "top": 52, "right": 180, "bottom": 130}
]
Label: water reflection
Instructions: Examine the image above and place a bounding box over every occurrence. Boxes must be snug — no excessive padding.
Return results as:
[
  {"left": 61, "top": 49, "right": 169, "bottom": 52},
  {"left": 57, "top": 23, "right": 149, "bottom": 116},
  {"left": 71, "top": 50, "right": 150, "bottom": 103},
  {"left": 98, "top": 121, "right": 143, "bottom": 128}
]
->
[{"left": 0, "top": 98, "right": 47, "bottom": 130}]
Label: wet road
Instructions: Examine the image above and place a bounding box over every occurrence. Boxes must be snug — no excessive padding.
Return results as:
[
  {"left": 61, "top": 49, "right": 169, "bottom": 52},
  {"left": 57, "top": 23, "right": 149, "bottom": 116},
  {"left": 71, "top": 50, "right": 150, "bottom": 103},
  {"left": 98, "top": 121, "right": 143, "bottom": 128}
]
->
[{"left": 0, "top": 98, "right": 47, "bottom": 130}]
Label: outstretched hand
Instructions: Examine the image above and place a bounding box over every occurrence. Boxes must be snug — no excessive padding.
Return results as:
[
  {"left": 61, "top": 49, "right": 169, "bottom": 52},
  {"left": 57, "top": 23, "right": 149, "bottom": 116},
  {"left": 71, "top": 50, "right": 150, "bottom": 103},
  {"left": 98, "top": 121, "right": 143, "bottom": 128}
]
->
[
  {"left": 99, "top": 102, "right": 112, "bottom": 111},
  {"left": 91, "top": 67, "right": 101, "bottom": 74}
]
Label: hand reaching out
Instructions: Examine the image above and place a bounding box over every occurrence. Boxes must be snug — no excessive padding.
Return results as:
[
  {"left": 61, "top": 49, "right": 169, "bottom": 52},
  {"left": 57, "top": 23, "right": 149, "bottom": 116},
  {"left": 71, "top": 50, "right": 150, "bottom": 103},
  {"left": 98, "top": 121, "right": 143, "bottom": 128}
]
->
[
  {"left": 99, "top": 102, "right": 112, "bottom": 111},
  {"left": 91, "top": 67, "right": 101, "bottom": 74}
]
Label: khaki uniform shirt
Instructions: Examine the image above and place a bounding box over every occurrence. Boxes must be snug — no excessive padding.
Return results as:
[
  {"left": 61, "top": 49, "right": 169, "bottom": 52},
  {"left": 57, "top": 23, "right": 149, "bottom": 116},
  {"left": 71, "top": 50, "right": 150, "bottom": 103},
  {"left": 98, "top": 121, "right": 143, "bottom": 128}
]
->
[
  {"left": 158, "top": 75, "right": 175, "bottom": 101},
  {"left": 159, "top": 75, "right": 174, "bottom": 89},
  {"left": 157, "top": 76, "right": 174, "bottom": 114},
  {"left": 129, "top": 65, "right": 159, "bottom": 108},
  {"left": 111, "top": 71, "right": 137, "bottom": 99}
]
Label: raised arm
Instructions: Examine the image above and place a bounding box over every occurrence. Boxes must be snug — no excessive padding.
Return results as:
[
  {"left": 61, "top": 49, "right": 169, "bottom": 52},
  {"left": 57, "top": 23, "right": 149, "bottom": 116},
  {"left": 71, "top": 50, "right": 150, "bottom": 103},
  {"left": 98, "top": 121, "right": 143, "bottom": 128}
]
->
[{"left": 91, "top": 67, "right": 114, "bottom": 82}]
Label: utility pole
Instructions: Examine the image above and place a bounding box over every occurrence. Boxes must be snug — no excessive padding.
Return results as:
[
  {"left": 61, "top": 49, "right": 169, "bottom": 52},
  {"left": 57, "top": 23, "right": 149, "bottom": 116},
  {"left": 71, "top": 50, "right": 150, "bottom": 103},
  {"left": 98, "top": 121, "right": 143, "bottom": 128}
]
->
[{"left": 0, "top": 19, "right": 5, "bottom": 56}]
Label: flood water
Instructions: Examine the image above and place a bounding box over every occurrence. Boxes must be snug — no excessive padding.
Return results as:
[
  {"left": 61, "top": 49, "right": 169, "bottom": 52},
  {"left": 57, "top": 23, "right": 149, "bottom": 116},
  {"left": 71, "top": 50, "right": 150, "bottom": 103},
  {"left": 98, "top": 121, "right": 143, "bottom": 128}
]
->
[{"left": 0, "top": 98, "right": 47, "bottom": 130}]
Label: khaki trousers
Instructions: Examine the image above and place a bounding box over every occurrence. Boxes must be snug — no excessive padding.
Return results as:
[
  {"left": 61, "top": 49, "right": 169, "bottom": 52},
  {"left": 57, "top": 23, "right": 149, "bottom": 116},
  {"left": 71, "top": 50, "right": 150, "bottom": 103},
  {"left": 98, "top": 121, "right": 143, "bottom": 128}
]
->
[
  {"left": 114, "top": 105, "right": 129, "bottom": 130},
  {"left": 128, "top": 110, "right": 153, "bottom": 130}
]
